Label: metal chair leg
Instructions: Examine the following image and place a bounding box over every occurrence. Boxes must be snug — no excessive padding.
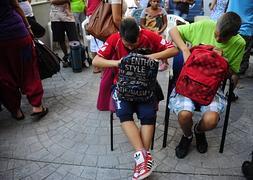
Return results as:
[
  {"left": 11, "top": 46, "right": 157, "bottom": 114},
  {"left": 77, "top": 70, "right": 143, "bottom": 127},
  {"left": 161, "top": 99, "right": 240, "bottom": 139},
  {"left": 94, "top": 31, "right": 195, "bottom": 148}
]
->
[
  {"left": 163, "top": 78, "right": 174, "bottom": 148},
  {"left": 163, "top": 107, "right": 170, "bottom": 148},
  {"left": 110, "top": 112, "right": 114, "bottom": 151},
  {"left": 219, "top": 79, "right": 233, "bottom": 153}
]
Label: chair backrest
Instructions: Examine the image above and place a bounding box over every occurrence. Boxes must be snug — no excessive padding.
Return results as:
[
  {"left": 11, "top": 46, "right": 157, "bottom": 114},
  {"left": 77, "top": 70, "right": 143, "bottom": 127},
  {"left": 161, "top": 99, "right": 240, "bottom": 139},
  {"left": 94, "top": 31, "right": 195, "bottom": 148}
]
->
[
  {"left": 47, "top": 22, "right": 53, "bottom": 51},
  {"left": 131, "top": 8, "right": 144, "bottom": 25},
  {"left": 165, "top": 14, "right": 189, "bottom": 40},
  {"left": 81, "top": 18, "right": 92, "bottom": 47},
  {"left": 167, "top": 0, "right": 204, "bottom": 22}
]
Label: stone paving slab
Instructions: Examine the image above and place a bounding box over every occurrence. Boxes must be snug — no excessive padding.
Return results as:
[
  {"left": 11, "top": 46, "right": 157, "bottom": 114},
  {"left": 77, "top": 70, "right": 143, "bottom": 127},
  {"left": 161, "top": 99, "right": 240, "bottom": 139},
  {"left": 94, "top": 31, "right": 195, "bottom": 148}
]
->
[{"left": 0, "top": 57, "right": 253, "bottom": 179}]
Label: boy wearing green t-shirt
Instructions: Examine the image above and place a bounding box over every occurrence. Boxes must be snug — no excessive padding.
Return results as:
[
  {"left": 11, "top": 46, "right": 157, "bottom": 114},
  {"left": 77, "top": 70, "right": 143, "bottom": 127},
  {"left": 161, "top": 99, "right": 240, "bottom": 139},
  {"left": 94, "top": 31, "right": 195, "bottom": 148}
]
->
[
  {"left": 70, "top": 0, "right": 86, "bottom": 36},
  {"left": 169, "top": 12, "right": 245, "bottom": 159}
]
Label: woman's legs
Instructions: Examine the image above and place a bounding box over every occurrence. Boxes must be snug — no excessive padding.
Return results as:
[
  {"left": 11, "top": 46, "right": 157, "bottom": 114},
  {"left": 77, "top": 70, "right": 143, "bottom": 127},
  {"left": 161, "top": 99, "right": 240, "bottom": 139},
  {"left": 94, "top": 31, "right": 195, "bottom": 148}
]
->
[{"left": 0, "top": 36, "right": 46, "bottom": 118}]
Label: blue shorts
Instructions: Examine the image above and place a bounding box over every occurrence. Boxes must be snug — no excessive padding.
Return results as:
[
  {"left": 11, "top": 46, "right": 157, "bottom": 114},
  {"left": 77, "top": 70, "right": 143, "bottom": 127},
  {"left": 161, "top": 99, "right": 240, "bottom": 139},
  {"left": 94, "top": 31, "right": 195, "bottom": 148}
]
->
[
  {"left": 112, "top": 89, "right": 157, "bottom": 125},
  {"left": 168, "top": 88, "right": 227, "bottom": 116}
]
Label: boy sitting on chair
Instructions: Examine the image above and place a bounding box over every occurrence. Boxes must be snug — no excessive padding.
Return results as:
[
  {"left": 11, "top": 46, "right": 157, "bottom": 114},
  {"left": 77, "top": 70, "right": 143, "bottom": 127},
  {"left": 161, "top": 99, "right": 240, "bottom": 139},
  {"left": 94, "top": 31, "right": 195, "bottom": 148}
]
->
[
  {"left": 93, "top": 17, "right": 178, "bottom": 180},
  {"left": 169, "top": 12, "right": 245, "bottom": 159}
]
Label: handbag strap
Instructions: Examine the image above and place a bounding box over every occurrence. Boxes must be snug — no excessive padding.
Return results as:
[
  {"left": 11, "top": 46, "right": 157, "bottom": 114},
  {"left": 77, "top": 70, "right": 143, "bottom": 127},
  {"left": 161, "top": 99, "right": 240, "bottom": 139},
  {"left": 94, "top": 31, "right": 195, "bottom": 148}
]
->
[{"left": 224, "top": 0, "right": 229, "bottom": 12}]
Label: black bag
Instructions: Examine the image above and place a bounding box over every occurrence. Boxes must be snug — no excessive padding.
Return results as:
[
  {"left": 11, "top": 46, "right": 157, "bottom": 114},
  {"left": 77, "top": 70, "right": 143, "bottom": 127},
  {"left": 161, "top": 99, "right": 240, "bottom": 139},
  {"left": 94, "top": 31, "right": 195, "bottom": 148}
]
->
[
  {"left": 34, "top": 39, "right": 61, "bottom": 79},
  {"left": 116, "top": 53, "right": 159, "bottom": 102},
  {"left": 154, "top": 81, "right": 164, "bottom": 102},
  {"left": 242, "top": 152, "right": 253, "bottom": 180},
  {"left": 27, "top": 16, "right": 46, "bottom": 38}
]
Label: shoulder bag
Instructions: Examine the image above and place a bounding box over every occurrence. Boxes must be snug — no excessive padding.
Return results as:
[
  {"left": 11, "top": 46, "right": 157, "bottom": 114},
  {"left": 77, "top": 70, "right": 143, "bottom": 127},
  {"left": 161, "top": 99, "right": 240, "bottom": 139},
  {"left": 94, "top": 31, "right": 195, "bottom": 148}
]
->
[
  {"left": 86, "top": 0, "right": 122, "bottom": 42},
  {"left": 34, "top": 39, "right": 61, "bottom": 80}
]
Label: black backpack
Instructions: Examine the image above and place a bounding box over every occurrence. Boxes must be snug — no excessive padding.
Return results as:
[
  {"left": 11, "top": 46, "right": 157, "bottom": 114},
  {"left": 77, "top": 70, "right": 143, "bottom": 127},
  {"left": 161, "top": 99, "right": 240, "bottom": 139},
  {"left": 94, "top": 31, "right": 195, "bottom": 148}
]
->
[
  {"left": 116, "top": 52, "right": 159, "bottom": 102},
  {"left": 34, "top": 39, "right": 61, "bottom": 80}
]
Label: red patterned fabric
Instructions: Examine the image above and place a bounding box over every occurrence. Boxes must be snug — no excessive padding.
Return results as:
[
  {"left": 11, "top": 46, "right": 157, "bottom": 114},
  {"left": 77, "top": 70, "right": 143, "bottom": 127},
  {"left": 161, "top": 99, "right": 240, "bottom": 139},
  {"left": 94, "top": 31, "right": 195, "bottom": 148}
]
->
[
  {"left": 176, "top": 45, "right": 229, "bottom": 105},
  {"left": 0, "top": 35, "right": 43, "bottom": 114}
]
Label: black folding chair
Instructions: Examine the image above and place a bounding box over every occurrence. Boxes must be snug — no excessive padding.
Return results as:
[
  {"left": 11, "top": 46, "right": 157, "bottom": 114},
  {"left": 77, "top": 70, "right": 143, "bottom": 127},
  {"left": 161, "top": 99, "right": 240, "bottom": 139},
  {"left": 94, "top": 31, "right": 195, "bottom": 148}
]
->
[{"left": 162, "top": 52, "right": 234, "bottom": 153}]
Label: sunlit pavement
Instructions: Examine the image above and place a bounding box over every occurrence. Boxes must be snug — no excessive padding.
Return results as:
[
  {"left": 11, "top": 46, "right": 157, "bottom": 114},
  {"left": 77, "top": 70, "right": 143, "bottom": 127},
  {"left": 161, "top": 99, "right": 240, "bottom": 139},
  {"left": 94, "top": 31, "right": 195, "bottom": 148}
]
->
[{"left": 0, "top": 55, "right": 252, "bottom": 180}]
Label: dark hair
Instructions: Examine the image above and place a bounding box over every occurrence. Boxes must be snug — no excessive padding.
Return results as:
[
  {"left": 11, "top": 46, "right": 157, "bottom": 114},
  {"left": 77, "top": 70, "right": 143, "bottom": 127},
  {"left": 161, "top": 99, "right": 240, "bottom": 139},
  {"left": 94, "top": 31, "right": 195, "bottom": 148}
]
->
[
  {"left": 132, "top": 48, "right": 152, "bottom": 55},
  {"left": 119, "top": 18, "right": 140, "bottom": 43},
  {"left": 216, "top": 12, "right": 241, "bottom": 38},
  {"left": 147, "top": 0, "right": 164, "bottom": 7}
]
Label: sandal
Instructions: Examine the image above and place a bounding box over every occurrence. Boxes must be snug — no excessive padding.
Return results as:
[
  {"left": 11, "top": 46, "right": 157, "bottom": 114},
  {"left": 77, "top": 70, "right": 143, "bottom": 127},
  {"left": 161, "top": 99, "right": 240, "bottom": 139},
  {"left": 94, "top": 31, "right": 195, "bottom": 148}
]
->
[
  {"left": 31, "top": 107, "right": 48, "bottom": 119},
  {"left": 93, "top": 70, "right": 102, "bottom": 74},
  {"left": 11, "top": 109, "right": 25, "bottom": 121}
]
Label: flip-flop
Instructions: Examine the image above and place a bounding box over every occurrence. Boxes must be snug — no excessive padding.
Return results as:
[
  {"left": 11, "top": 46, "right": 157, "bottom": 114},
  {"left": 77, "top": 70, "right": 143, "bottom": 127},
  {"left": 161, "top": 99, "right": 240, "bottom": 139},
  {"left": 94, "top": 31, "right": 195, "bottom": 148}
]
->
[
  {"left": 93, "top": 70, "right": 102, "bottom": 74},
  {"left": 12, "top": 109, "right": 25, "bottom": 121},
  {"left": 31, "top": 107, "right": 48, "bottom": 119}
]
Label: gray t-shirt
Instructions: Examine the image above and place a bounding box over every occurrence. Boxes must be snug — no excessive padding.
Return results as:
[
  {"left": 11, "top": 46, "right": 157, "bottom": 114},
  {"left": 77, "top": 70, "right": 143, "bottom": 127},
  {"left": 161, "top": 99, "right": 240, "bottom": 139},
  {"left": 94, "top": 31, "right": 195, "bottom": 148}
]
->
[
  {"left": 50, "top": 4, "right": 75, "bottom": 22},
  {"left": 19, "top": 1, "right": 33, "bottom": 17}
]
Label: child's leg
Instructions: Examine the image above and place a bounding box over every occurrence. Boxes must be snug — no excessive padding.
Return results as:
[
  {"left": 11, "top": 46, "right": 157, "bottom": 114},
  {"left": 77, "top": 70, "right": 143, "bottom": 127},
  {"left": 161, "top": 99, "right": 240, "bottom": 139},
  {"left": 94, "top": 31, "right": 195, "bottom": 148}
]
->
[
  {"left": 113, "top": 93, "right": 145, "bottom": 151},
  {"left": 137, "top": 101, "right": 157, "bottom": 150},
  {"left": 136, "top": 101, "right": 157, "bottom": 180},
  {"left": 121, "top": 121, "right": 144, "bottom": 151},
  {"left": 140, "top": 125, "right": 155, "bottom": 150}
]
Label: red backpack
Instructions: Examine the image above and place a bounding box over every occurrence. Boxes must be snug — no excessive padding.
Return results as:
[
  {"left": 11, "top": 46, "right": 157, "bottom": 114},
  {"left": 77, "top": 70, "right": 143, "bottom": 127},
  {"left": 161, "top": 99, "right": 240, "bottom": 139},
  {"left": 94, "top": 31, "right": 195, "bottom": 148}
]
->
[{"left": 175, "top": 45, "right": 229, "bottom": 105}]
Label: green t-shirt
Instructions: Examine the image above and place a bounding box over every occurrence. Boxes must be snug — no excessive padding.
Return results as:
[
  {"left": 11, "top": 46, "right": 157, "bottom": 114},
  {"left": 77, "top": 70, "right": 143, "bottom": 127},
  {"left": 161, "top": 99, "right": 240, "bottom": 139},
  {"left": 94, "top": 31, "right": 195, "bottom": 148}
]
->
[
  {"left": 177, "top": 20, "right": 246, "bottom": 73},
  {"left": 71, "top": 0, "right": 85, "bottom": 13}
]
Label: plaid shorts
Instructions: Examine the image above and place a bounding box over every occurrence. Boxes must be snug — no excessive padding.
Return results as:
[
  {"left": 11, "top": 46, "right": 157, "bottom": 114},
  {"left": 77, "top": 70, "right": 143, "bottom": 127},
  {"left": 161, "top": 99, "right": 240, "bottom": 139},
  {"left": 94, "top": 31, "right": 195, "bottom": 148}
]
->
[{"left": 168, "top": 88, "right": 227, "bottom": 116}]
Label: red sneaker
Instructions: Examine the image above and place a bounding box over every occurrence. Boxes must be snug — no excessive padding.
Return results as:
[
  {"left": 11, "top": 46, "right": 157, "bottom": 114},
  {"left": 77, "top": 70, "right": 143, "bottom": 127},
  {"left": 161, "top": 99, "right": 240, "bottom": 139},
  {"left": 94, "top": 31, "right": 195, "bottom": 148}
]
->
[
  {"left": 132, "top": 151, "right": 156, "bottom": 180},
  {"left": 132, "top": 164, "right": 139, "bottom": 180}
]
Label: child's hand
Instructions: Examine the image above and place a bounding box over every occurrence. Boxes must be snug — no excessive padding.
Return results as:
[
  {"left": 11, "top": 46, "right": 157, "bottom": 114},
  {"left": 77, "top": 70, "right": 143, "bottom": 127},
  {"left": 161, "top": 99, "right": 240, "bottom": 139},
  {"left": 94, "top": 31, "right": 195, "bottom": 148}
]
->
[{"left": 117, "top": 58, "right": 122, "bottom": 67}]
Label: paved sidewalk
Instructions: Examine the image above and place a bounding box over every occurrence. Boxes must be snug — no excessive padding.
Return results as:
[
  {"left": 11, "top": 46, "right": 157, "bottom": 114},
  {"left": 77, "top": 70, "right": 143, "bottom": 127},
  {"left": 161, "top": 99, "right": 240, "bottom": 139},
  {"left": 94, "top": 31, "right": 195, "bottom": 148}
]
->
[{"left": 0, "top": 58, "right": 253, "bottom": 180}]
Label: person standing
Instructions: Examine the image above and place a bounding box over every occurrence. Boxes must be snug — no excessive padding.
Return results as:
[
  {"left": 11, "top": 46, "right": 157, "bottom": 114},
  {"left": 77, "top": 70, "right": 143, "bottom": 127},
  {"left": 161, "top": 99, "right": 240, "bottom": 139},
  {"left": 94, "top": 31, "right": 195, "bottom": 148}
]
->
[
  {"left": 209, "top": 0, "right": 228, "bottom": 21},
  {"left": 140, "top": 0, "right": 168, "bottom": 71},
  {"left": 49, "top": 0, "right": 79, "bottom": 67},
  {"left": 227, "top": 0, "right": 253, "bottom": 75},
  {"left": 86, "top": 0, "right": 104, "bottom": 73},
  {"left": 18, "top": 0, "right": 46, "bottom": 38},
  {"left": 0, "top": 0, "right": 48, "bottom": 120},
  {"left": 70, "top": 0, "right": 86, "bottom": 37},
  {"left": 173, "top": 0, "right": 195, "bottom": 20}
]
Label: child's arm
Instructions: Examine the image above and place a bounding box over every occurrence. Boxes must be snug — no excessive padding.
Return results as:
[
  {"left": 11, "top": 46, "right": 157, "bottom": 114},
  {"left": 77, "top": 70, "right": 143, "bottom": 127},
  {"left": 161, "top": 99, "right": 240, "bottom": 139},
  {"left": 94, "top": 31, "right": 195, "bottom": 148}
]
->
[
  {"left": 147, "top": 46, "right": 178, "bottom": 60},
  {"left": 169, "top": 26, "right": 190, "bottom": 62},
  {"left": 140, "top": 8, "right": 148, "bottom": 30},
  {"left": 209, "top": 0, "right": 217, "bottom": 10},
  {"left": 92, "top": 55, "right": 121, "bottom": 68},
  {"left": 158, "top": 9, "right": 167, "bottom": 34}
]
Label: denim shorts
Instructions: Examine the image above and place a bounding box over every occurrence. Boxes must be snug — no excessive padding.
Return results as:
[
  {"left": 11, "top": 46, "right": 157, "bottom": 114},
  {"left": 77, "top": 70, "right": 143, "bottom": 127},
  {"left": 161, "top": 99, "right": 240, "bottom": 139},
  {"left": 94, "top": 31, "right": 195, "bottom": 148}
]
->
[
  {"left": 168, "top": 88, "right": 227, "bottom": 116},
  {"left": 112, "top": 88, "right": 157, "bottom": 125}
]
